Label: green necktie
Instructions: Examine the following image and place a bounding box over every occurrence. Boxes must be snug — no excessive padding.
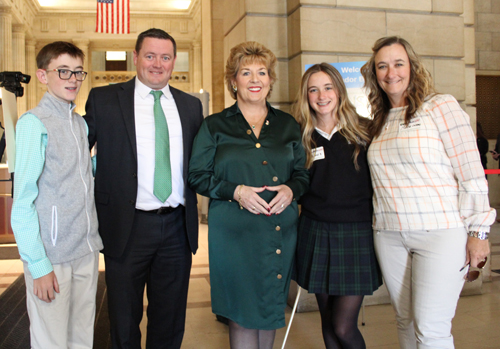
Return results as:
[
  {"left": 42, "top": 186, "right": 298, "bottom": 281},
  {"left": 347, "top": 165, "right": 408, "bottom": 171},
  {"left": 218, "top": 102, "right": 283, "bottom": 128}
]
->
[{"left": 150, "top": 90, "right": 172, "bottom": 202}]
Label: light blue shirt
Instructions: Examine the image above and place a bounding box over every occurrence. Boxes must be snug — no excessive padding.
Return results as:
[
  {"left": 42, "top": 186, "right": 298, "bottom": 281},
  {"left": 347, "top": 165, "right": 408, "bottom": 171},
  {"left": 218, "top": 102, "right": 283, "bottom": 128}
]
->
[{"left": 11, "top": 114, "right": 51, "bottom": 279}]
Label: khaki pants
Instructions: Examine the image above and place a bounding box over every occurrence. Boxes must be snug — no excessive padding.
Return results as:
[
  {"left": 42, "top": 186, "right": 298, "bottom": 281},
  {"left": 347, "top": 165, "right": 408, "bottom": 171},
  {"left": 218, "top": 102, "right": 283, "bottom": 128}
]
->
[{"left": 23, "top": 251, "right": 99, "bottom": 349}]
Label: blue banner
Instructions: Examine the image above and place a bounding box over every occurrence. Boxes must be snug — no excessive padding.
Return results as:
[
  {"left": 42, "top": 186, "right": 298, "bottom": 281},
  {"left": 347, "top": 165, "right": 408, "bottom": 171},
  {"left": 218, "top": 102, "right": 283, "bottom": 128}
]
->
[{"left": 305, "top": 61, "right": 366, "bottom": 88}]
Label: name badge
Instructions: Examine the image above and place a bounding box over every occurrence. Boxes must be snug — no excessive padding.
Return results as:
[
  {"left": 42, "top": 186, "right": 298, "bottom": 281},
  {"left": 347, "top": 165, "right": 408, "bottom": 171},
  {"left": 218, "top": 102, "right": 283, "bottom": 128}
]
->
[
  {"left": 399, "top": 117, "right": 422, "bottom": 131},
  {"left": 312, "top": 146, "right": 325, "bottom": 161}
]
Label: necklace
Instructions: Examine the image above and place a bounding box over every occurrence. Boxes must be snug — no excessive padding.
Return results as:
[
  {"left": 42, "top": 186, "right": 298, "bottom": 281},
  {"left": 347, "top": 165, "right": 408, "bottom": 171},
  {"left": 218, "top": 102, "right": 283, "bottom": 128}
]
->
[{"left": 250, "top": 114, "right": 267, "bottom": 129}]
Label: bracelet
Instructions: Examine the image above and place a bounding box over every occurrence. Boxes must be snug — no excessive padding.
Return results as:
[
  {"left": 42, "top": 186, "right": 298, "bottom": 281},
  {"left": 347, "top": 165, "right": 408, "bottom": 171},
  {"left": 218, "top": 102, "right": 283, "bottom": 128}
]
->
[
  {"left": 237, "top": 184, "right": 244, "bottom": 210},
  {"left": 467, "top": 231, "right": 489, "bottom": 240}
]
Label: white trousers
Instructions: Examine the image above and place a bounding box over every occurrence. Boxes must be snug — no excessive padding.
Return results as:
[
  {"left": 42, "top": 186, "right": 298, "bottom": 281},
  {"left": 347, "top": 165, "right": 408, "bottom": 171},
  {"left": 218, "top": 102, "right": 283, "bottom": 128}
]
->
[
  {"left": 374, "top": 228, "right": 467, "bottom": 349},
  {"left": 23, "top": 251, "right": 99, "bottom": 349}
]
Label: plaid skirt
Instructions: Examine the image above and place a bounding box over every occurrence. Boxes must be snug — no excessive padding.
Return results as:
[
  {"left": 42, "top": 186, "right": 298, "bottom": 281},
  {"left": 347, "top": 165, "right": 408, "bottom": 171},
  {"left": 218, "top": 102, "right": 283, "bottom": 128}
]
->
[{"left": 294, "top": 215, "right": 382, "bottom": 295}]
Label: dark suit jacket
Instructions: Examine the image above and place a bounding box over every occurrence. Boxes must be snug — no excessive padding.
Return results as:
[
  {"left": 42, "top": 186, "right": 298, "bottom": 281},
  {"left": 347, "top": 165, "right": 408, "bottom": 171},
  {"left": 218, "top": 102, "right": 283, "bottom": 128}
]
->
[{"left": 84, "top": 78, "right": 203, "bottom": 258}]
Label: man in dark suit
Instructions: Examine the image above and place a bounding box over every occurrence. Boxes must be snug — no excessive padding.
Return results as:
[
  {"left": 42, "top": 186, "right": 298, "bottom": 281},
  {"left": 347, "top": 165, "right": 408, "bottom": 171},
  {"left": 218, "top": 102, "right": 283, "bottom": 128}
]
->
[{"left": 84, "top": 28, "right": 203, "bottom": 348}]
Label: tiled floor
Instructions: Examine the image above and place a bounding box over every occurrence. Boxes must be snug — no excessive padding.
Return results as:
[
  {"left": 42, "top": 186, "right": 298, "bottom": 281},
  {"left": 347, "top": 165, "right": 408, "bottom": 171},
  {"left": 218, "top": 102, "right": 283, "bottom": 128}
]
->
[{"left": 1, "top": 219, "right": 500, "bottom": 349}]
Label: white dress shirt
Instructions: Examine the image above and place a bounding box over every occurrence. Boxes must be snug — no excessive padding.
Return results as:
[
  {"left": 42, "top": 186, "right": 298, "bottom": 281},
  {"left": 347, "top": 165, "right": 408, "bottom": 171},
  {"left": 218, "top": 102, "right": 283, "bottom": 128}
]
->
[
  {"left": 134, "top": 77, "right": 184, "bottom": 210},
  {"left": 315, "top": 125, "right": 338, "bottom": 140}
]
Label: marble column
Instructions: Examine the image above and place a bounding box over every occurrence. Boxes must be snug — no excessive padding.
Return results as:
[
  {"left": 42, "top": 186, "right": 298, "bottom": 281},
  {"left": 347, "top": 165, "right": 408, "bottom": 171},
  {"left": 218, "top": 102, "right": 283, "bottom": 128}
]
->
[
  {"left": 201, "top": 0, "right": 212, "bottom": 113},
  {"left": 192, "top": 41, "right": 202, "bottom": 92},
  {"left": 127, "top": 51, "right": 135, "bottom": 72},
  {"left": 91, "top": 51, "right": 106, "bottom": 72},
  {"left": 12, "top": 25, "right": 27, "bottom": 115},
  {"left": 25, "top": 39, "right": 37, "bottom": 111},
  {"left": 0, "top": 7, "right": 13, "bottom": 72},
  {"left": 72, "top": 39, "right": 90, "bottom": 115}
]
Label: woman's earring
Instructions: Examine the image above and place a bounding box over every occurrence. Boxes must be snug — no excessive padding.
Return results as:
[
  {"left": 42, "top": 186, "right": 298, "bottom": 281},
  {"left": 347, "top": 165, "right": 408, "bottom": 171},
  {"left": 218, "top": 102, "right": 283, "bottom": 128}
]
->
[{"left": 232, "top": 85, "right": 237, "bottom": 92}]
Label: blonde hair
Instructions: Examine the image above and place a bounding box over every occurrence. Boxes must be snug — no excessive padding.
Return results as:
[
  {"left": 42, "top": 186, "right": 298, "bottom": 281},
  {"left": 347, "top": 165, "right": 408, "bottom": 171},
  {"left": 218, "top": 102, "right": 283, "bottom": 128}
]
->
[
  {"left": 225, "top": 41, "right": 277, "bottom": 100},
  {"left": 292, "top": 63, "right": 371, "bottom": 169},
  {"left": 361, "top": 36, "right": 436, "bottom": 138}
]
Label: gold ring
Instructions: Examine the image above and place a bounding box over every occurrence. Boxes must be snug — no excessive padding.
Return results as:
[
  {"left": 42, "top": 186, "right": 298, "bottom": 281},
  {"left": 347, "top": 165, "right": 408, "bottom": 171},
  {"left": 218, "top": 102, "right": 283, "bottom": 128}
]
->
[{"left": 252, "top": 206, "right": 256, "bottom": 210}]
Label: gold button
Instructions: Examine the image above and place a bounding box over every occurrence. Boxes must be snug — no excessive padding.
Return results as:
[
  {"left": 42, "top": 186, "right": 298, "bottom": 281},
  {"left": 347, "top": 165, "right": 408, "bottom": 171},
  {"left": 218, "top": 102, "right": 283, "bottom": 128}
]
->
[
  {"left": 246, "top": 130, "right": 252, "bottom": 135},
  {"left": 277, "top": 274, "right": 282, "bottom": 279},
  {"left": 256, "top": 143, "right": 261, "bottom": 148},
  {"left": 272, "top": 176, "right": 278, "bottom": 182},
  {"left": 262, "top": 161, "right": 268, "bottom": 165},
  {"left": 275, "top": 226, "right": 281, "bottom": 231},
  {"left": 276, "top": 249, "right": 281, "bottom": 255}
]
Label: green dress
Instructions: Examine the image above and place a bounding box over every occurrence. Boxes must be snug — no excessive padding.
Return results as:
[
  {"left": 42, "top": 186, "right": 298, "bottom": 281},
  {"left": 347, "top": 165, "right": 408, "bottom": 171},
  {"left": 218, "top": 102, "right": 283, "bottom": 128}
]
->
[{"left": 188, "top": 102, "right": 309, "bottom": 329}]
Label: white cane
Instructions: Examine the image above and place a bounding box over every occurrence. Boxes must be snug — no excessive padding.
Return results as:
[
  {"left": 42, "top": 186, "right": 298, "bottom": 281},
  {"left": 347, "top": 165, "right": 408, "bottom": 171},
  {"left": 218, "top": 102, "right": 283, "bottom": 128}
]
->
[{"left": 281, "top": 286, "right": 302, "bottom": 349}]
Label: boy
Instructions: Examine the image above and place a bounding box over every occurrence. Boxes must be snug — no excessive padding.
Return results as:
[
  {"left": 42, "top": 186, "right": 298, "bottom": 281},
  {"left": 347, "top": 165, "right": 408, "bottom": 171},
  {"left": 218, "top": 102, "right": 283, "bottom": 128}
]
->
[{"left": 10, "top": 41, "right": 102, "bottom": 348}]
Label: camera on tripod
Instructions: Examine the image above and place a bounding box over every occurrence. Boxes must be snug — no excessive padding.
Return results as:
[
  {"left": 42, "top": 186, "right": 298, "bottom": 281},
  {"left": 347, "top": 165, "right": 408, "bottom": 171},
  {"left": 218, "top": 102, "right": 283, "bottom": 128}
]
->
[
  {"left": 0, "top": 71, "right": 31, "bottom": 184},
  {"left": 0, "top": 72, "right": 31, "bottom": 98}
]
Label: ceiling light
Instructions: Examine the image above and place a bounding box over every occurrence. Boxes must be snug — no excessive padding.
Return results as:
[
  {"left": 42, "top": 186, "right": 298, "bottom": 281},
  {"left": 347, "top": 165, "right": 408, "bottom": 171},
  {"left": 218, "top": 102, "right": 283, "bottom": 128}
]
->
[
  {"left": 172, "top": 1, "right": 191, "bottom": 10},
  {"left": 106, "top": 51, "right": 127, "bottom": 61},
  {"left": 37, "top": 0, "right": 57, "bottom": 6}
]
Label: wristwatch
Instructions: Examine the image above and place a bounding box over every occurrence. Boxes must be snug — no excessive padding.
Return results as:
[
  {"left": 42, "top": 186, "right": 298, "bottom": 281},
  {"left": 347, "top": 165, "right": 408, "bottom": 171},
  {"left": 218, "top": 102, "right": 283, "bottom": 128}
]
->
[{"left": 467, "top": 231, "right": 489, "bottom": 240}]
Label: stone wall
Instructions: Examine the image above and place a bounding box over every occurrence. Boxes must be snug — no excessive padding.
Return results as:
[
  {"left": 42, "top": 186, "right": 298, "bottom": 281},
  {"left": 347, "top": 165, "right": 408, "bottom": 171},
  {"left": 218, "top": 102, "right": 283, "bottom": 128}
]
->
[
  {"left": 221, "top": 0, "right": 289, "bottom": 110},
  {"left": 475, "top": 0, "right": 500, "bottom": 206},
  {"left": 216, "top": 0, "right": 475, "bottom": 119},
  {"left": 211, "top": 0, "right": 226, "bottom": 115},
  {"left": 476, "top": 0, "right": 500, "bottom": 74}
]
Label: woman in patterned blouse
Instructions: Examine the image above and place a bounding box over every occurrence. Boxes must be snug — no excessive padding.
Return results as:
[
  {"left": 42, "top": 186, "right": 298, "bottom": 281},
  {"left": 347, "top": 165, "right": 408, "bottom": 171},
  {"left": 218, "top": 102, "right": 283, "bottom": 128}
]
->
[{"left": 361, "top": 36, "right": 495, "bottom": 349}]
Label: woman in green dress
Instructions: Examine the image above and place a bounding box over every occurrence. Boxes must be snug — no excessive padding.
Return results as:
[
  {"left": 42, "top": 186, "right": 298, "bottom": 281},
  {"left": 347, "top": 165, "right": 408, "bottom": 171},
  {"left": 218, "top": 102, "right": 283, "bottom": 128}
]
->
[{"left": 188, "top": 41, "right": 309, "bottom": 349}]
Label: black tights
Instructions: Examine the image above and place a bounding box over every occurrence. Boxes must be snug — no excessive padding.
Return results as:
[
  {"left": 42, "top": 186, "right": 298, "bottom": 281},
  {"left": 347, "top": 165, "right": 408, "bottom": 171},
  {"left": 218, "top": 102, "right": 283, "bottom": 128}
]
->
[{"left": 315, "top": 294, "right": 366, "bottom": 349}]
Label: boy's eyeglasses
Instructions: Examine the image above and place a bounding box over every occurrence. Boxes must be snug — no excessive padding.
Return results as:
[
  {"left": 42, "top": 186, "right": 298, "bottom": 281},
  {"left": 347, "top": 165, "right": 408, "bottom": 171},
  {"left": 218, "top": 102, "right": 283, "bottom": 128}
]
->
[{"left": 44, "top": 69, "right": 88, "bottom": 81}]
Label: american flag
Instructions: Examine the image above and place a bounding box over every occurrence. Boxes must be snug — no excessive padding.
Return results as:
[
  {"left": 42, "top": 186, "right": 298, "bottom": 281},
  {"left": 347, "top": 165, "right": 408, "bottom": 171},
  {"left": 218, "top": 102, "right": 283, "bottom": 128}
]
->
[{"left": 96, "top": 0, "right": 130, "bottom": 34}]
